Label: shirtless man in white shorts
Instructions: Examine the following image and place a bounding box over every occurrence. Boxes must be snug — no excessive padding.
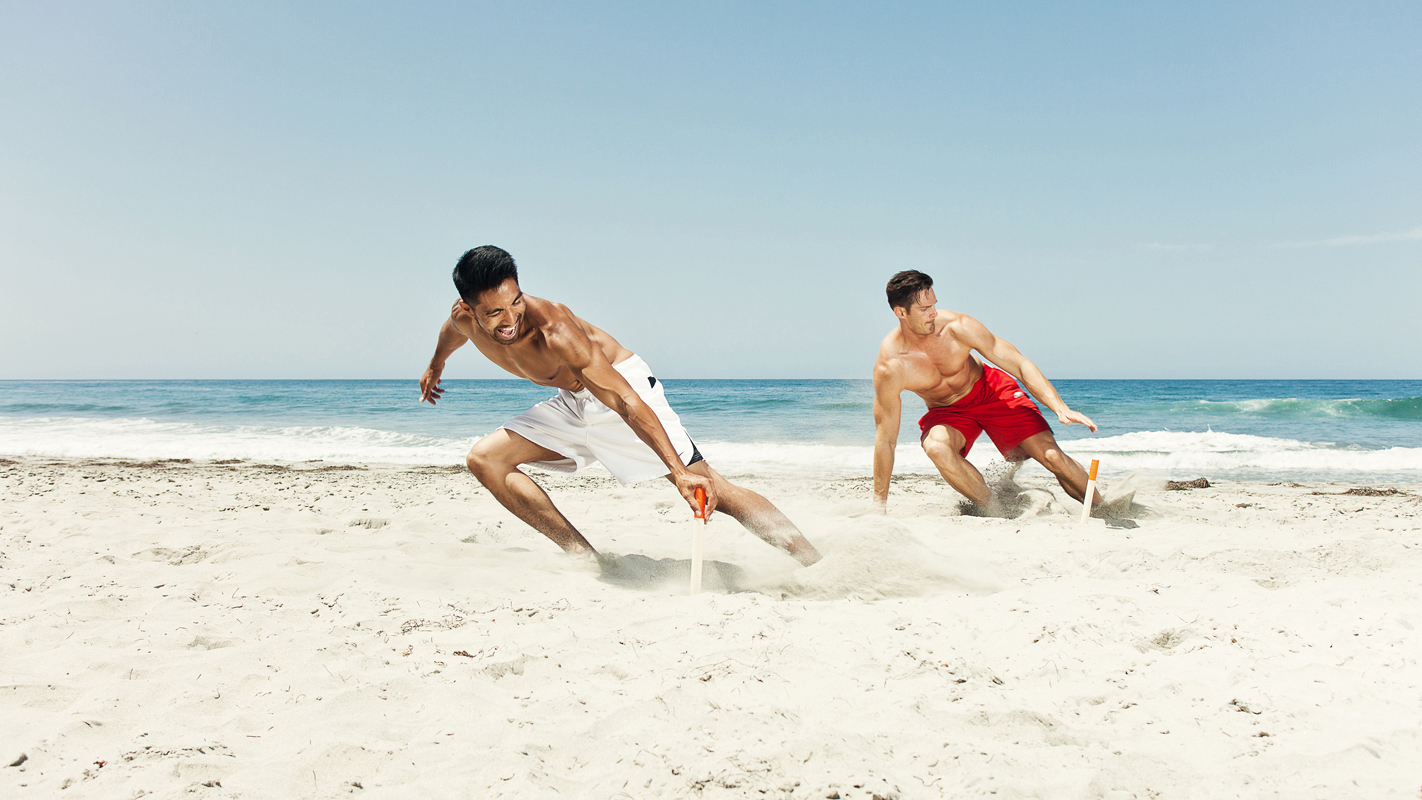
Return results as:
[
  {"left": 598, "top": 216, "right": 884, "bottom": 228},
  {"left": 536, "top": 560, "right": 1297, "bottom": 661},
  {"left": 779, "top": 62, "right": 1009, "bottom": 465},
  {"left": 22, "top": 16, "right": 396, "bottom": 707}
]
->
[{"left": 419, "top": 245, "right": 821, "bottom": 566}]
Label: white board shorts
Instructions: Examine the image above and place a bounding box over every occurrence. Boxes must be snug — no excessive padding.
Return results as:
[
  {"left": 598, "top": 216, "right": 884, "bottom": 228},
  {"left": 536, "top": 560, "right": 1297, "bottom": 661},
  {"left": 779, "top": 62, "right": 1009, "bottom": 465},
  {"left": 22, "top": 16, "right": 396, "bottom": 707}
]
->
[{"left": 499, "top": 354, "right": 702, "bottom": 485}]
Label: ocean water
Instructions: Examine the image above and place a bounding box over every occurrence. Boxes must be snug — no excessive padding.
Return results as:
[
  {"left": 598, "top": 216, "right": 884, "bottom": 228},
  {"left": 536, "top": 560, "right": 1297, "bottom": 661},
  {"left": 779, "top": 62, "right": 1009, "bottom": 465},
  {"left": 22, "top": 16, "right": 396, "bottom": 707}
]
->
[{"left": 1, "top": 379, "right": 1420, "bottom": 483}]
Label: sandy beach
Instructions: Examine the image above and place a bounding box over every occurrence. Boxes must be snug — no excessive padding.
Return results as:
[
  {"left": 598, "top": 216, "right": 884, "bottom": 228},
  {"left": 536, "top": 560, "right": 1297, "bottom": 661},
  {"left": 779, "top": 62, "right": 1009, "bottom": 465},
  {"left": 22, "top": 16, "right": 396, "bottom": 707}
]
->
[{"left": 2, "top": 456, "right": 1420, "bottom": 798}]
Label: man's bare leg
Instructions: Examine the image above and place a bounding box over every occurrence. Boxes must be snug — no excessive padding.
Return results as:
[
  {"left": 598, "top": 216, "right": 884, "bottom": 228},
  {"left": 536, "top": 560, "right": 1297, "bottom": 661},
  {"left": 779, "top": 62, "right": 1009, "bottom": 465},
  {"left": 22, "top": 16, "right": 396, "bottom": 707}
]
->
[
  {"left": 1016, "top": 433, "right": 1136, "bottom": 516},
  {"left": 921, "top": 425, "right": 1000, "bottom": 513},
  {"left": 669, "top": 461, "right": 822, "bottom": 566},
  {"left": 465, "top": 429, "right": 598, "bottom": 556},
  {"left": 1014, "top": 430, "right": 1094, "bottom": 506}
]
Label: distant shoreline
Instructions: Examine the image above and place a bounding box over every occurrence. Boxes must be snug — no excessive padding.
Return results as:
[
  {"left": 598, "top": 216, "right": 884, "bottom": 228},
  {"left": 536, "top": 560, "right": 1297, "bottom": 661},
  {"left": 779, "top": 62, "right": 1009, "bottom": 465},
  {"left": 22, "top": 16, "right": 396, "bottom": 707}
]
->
[{"left": 4, "top": 454, "right": 1420, "bottom": 494}]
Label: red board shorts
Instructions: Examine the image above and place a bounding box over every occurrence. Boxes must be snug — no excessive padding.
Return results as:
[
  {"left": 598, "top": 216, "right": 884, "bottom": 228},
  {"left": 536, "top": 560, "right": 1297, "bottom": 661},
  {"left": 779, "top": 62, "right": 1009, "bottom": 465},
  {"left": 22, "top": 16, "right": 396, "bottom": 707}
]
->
[{"left": 918, "top": 365, "right": 1052, "bottom": 460}]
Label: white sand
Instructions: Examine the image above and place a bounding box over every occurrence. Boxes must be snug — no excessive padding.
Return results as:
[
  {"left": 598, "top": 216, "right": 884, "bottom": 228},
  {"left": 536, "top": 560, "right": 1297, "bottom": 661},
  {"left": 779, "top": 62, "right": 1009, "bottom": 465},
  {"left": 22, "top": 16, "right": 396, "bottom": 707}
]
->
[{"left": 2, "top": 456, "right": 1420, "bottom": 798}]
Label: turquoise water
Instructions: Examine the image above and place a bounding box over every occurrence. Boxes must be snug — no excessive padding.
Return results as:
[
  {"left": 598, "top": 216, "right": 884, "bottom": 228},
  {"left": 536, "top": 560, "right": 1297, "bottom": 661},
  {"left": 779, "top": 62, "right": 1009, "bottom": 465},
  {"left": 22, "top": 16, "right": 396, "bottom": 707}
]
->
[{"left": 2, "top": 379, "right": 1420, "bottom": 482}]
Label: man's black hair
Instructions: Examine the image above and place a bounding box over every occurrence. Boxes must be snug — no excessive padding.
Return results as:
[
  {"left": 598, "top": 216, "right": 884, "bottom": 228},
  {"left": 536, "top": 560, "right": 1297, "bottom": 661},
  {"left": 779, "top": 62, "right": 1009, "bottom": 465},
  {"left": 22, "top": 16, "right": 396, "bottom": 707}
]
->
[
  {"left": 453, "top": 246, "right": 519, "bottom": 302},
  {"left": 886, "top": 270, "right": 934, "bottom": 311}
]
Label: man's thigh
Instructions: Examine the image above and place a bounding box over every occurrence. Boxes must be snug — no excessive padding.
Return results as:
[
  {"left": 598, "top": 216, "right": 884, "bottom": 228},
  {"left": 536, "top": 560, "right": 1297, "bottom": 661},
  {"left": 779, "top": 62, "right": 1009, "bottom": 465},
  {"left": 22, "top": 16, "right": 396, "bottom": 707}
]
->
[
  {"left": 1008, "top": 430, "right": 1065, "bottom": 465},
  {"left": 469, "top": 428, "right": 568, "bottom": 467}
]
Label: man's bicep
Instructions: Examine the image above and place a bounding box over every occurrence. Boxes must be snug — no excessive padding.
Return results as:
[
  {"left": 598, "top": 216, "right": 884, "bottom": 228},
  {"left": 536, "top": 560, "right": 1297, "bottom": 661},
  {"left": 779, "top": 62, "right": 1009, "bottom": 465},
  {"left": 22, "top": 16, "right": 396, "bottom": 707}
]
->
[
  {"left": 954, "top": 315, "right": 999, "bottom": 354},
  {"left": 578, "top": 357, "right": 629, "bottom": 393},
  {"left": 872, "top": 363, "right": 903, "bottom": 427},
  {"left": 573, "top": 354, "right": 642, "bottom": 415},
  {"left": 959, "top": 317, "right": 1023, "bottom": 369},
  {"left": 548, "top": 329, "right": 633, "bottom": 410}
]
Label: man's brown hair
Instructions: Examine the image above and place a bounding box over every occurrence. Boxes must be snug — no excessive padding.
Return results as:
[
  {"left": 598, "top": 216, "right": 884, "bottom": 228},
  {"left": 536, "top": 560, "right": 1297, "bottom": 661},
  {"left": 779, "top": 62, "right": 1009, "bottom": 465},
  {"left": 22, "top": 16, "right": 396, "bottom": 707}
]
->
[{"left": 886, "top": 270, "right": 933, "bottom": 311}]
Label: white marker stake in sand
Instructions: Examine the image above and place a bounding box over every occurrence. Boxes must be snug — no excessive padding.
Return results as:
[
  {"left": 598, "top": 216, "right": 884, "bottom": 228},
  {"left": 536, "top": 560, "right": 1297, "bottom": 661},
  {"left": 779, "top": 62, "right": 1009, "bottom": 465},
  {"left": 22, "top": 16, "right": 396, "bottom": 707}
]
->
[
  {"left": 690, "top": 487, "right": 707, "bottom": 594},
  {"left": 1080, "top": 459, "right": 1100, "bottom": 523}
]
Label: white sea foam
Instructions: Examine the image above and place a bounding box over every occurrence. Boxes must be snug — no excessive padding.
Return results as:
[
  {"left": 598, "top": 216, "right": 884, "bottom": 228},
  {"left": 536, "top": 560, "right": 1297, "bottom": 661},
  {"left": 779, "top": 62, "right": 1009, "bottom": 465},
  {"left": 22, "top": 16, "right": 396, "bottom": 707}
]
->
[
  {"left": 658, "top": 431, "right": 1422, "bottom": 482},
  {"left": 0, "top": 417, "right": 474, "bottom": 465},
  {"left": 1045, "top": 430, "right": 1422, "bottom": 481},
  {"left": 3, "top": 417, "right": 1421, "bottom": 481}
]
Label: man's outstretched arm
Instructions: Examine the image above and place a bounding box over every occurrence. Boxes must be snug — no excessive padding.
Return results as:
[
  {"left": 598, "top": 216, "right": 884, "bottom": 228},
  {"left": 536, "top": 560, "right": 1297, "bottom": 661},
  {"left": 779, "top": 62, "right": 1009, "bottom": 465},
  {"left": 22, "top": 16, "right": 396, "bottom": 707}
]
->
[
  {"left": 420, "top": 311, "right": 470, "bottom": 405},
  {"left": 871, "top": 359, "right": 904, "bottom": 511},
  {"left": 957, "top": 316, "right": 1096, "bottom": 431}
]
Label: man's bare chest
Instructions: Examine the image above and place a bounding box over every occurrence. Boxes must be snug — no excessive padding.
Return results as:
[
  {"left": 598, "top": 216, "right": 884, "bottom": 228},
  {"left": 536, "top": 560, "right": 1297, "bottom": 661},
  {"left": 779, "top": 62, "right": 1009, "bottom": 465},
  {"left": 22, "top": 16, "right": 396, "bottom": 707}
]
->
[
  {"left": 471, "top": 338, "right": 577, "bottom": 389},
  {"left": 899, "top": 347, "right": 973, "bottom": 391}
]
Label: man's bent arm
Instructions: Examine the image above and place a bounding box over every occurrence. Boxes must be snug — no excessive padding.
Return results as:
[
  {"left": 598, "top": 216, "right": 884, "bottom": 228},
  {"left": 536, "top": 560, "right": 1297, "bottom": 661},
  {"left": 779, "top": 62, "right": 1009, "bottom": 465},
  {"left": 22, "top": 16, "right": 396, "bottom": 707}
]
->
[
  {"left": 553, "top": 329, "right": 718, "bottom": 515},
  {"left": 420, "top": 315, "right": 469, "bottom": 405},
  {"left": 871, "top": 360, "right": 903, "bottom": 507},
  {"left": 581, "top": 361, "right": 687, "bottom": 473},
  {"left": 957, "top": 316, "right": 1097, "bottom": 431}
]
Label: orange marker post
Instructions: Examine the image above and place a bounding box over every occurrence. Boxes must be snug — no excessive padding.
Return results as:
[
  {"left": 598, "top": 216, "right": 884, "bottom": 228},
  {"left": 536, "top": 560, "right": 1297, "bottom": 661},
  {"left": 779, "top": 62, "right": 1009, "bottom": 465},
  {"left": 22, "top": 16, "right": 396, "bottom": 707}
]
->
[
  {"left": 1079, "top": 459, "right": 1100, "bottom": 523},
  {"left": 690, "top": 487, "right": 707, "bottom": 594}
]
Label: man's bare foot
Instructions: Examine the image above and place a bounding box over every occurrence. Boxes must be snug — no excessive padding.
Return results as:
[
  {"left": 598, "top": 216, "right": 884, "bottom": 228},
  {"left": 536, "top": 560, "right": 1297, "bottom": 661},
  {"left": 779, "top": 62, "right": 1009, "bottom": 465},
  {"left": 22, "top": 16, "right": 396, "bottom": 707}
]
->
[
  {"left": 565, "top": 544, "right": 600, "bottom": 563},
  {"left": 786, "top": 536, "right": 823, "bottom": 567},
  {"left": 956, "top": 497, "right": 1009, "bottom": 518}
]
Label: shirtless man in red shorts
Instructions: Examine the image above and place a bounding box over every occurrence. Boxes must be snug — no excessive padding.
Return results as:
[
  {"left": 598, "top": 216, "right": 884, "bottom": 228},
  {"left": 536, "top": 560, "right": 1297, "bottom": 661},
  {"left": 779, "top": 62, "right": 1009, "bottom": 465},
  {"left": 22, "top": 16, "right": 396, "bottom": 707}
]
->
[{"left": 871, "top": 270, "right": 1103, "bottom": 516}]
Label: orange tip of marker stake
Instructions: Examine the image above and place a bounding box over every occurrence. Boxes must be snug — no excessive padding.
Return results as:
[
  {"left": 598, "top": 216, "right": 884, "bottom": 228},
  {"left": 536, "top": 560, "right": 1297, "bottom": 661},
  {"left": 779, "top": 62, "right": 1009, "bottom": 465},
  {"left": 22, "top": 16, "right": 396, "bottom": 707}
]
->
[
  {"left": 694, "top": 487, "right": 707, "bottom": 521},
  {"left": 1089, "top": 459, "right": 1100, "bottom": 482}
]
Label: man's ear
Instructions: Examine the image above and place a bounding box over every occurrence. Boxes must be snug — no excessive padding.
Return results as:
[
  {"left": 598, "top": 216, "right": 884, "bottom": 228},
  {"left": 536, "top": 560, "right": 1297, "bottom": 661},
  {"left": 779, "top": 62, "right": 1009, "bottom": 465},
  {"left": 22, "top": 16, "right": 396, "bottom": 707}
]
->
[
  {"left": 893, "top": 306, "right": 908, "bottom": 321},
  {"left": 454, "top": 298, "right": 473, "bottom": 314}
]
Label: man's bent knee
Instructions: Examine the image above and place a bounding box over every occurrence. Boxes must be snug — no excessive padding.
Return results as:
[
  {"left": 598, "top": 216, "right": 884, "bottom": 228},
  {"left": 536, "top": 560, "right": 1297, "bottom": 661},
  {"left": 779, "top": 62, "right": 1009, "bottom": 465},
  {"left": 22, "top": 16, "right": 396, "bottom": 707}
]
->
[
  {"left": 922, "top": 438, "right": 951, "bottom": 462},
  {"left": 465, "top": 448, "right": 493, "bottom": 482},
  {"left": 465, "top": 436, "right": 513, "bottom": 482},
  {"left": 922, "top": 431, "right": 966, "bottom": 464},
  {"left": 1036, "top": 446, "right": 1070, "bottom": 474}
]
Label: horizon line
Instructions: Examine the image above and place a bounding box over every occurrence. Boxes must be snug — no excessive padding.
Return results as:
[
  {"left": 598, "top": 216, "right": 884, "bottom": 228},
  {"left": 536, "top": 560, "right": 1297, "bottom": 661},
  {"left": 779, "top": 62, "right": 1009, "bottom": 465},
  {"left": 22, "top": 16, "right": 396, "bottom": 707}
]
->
[{"left": 2, "top": 377, "right": 1420, "bottom": 383}]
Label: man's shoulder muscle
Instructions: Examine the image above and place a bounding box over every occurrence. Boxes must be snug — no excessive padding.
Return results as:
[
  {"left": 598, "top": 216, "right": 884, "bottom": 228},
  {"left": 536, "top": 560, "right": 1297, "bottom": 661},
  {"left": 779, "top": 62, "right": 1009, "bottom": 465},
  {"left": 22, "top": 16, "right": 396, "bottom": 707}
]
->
[
  {"left": 525, "top": 296, "right": 581, "bottom": 330},
  {"left": 533, "top": 300, "right": 600, "bottom": 366},
  {"left": 873, "top": 330, "right": 907, "bottom": 385},
  {"left": 939, "top": 311, "right": 989, "bottom": 344},
  {"left": 877, "top": 326, "right": 908, "bottom": 356},
  {"left": 448, "top": 302, "right": 477, "bottom": 338}
]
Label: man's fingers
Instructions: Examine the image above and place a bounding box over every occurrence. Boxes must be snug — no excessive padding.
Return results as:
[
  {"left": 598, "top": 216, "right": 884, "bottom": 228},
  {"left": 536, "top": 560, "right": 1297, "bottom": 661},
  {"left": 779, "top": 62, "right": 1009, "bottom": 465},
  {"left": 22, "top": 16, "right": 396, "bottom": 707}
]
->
[
  {"left": 682, "top": 478, "right": 717, "bottom": 519},
  {"left": 686, "top": 490, "right": 712, "bottom": 518}
]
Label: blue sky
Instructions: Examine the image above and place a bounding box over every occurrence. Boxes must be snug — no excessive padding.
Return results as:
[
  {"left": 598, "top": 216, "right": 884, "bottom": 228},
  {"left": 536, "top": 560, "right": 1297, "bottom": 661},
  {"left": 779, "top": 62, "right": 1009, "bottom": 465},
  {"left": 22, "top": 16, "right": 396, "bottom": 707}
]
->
[{"left": 2, "top": 2, "right": 1418, "bottom": 379}]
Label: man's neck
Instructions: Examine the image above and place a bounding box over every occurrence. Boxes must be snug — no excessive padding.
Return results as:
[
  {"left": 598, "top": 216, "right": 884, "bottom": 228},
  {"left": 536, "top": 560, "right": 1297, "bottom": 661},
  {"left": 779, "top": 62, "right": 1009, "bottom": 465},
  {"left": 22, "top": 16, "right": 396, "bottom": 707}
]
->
[{"left": 898, "top": 321, "right": 938, "bottom": 348}]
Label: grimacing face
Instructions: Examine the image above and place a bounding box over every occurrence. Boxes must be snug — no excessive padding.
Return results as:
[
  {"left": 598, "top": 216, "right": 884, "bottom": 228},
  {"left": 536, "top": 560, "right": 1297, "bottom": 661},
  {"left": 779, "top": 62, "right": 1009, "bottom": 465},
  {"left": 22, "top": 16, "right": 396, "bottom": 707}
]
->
[
  {"left": 465, "top": 278, "right": 526, "bottom": 345},
  {"left": 895, "top": 287, "right": 938, "bottom": 335}
]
